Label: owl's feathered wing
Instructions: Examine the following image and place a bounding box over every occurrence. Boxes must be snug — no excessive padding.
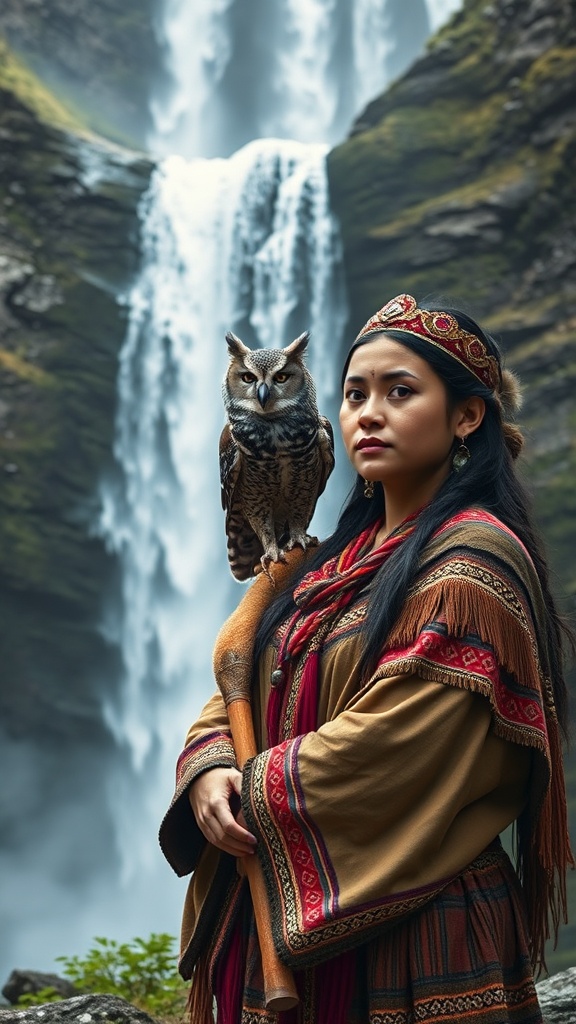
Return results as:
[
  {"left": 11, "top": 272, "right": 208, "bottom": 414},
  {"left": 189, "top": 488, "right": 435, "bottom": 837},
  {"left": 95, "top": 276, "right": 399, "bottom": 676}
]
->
[
  {"left": 219, "top": 423, "right": 263, "bottom": 581},
  {"left": 317, "top": 415, "right": 335, "bottom": 498}
]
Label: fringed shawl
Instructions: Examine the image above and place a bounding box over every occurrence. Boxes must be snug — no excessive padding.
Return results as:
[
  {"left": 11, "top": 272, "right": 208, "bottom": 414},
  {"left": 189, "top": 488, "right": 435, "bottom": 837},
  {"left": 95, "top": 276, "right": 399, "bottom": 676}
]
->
[
  {"left": 258, "top": 506, "right": 572, "bottom": 971},
  {"left": 376, "top": 507, "right": 573, "bottom": 970}
]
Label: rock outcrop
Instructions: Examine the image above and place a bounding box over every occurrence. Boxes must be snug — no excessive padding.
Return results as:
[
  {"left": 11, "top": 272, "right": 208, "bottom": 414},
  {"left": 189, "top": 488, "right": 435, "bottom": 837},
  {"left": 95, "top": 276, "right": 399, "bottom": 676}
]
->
[
  {"left": 0, "top": 61, "right": 152, "bottom": 891},
  {"left": 2, "top": 972, "right": 76, "bottom": 1006},
  {"left": 0, "top": 0, "right": 161, "bottom": 147},
  {"left": 0, "top": 80, "right": 152, "bottom": 742},
  {"left": 328, "top": 0, "right": 576, "bottom": 634},
  {"left": 537, "top": 966, "right": 576, "bottom": 1024},
  {"left": 329, "top": 0, "right": 576, "bottom": 340},
  {"left": 0, "top": 995, "right": 159, "bottom": 1024}
]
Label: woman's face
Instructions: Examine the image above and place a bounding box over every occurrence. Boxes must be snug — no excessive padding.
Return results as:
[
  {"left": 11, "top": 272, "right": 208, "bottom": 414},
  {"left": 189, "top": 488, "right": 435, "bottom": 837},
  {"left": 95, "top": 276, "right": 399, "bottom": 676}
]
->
[{"left": 339, "top": 336, "right": 465, "bottom": 498}]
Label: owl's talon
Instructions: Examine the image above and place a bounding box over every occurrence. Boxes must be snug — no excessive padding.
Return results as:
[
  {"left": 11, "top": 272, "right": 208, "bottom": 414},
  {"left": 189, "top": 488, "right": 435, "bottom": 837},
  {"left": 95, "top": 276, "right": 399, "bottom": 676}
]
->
[
  {"left": 284, "top": 534, "right": 319, "bottom": 553},
  {"left": 256, "top": 550, "right": 288, "bottom": 581}
]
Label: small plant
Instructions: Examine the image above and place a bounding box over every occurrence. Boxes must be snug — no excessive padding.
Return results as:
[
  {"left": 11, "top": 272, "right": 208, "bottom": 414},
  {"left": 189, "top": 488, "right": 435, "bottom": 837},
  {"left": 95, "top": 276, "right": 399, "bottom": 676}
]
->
[
  {"left": 17, "top": 987, "right": 63, "bottom": 1007},
  {"left": 17, "top": 933, "right": 188, "bottom": 1022}
]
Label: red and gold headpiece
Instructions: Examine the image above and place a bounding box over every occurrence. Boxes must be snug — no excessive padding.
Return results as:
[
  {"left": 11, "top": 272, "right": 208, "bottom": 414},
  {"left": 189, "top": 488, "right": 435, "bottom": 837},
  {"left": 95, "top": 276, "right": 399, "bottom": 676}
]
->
[{"left": 355, "top": 293, "right": 501, "bottom": 392}]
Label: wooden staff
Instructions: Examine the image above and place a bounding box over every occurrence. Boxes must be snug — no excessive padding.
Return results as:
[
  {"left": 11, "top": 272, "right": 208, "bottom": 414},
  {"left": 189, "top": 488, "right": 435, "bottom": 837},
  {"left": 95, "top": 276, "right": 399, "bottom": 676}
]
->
[{"left": 213, "top": 553, "right": 304, "bottom": 1012}]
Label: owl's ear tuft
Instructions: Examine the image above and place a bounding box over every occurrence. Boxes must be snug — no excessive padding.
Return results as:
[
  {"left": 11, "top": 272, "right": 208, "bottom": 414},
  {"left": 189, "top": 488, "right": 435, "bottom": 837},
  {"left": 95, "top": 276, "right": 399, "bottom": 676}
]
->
[
  {"left": 284, "top": 331, "right": 310, "bottom": 358},
  {"left": 225, "top": 331, "right": 251, "bottom": 358}
]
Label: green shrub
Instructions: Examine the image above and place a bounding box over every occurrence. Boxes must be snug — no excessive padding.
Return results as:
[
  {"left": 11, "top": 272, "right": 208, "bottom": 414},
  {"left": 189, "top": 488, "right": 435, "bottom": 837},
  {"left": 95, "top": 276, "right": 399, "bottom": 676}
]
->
[
  {"left": 17, "top": 987, "right": 63, "bottom": 1007},
  {"left": 17, "top": 933, "right": 188, "bottom": 1021}
]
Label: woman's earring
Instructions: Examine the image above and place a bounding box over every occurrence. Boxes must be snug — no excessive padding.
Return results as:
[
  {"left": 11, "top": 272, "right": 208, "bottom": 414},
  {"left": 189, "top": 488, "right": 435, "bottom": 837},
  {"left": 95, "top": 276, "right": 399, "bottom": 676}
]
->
[
  {"left": 452, "top": 437, "right": 471, "bottom": 472},
  {"left": 364, "top": 478, "right": 374, "bottom": 499}
]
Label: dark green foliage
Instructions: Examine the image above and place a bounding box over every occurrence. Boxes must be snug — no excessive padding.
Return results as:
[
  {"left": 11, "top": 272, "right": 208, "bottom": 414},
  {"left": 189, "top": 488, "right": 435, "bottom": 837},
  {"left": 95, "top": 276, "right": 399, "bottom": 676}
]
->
[{"left": 17, "top": 934, "right": 188, "bottom": 1021}]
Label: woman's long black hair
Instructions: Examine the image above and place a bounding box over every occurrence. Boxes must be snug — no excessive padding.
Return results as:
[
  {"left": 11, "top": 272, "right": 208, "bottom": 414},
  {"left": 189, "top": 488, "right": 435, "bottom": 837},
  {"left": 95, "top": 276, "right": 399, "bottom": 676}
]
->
[{"left": 254, "top": 306, "right": 571, "bottom": 736}]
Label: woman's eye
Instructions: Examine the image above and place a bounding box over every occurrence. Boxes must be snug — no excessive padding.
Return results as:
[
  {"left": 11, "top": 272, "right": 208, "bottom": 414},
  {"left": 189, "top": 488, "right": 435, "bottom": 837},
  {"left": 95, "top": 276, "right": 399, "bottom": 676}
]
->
[
  {"left": 345, "top": 388, "right": 365, "bottom": 402},
  {"left": 273, "top": 372, "right": 289, "bottom": 383},
  {"left": 389, "top": 384, "right": 413, "bottom": 399},
  {"left": 241, "top": 372, "right": 257, "bottom": 383}
]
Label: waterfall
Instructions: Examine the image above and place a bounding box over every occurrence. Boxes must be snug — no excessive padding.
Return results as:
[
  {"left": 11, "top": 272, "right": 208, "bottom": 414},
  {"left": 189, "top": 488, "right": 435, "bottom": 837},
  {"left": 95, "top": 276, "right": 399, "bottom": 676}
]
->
[
  {"left": 98, "top": 139, "right": 347, "bottom": 889},
  {"left": 150, "top": 0, "right": 438, "bottom": 159}
]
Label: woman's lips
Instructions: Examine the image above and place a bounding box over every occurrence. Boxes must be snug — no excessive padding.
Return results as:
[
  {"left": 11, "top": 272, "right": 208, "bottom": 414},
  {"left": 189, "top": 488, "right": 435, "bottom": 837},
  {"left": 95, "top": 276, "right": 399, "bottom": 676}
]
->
[{"left": 356, "top": 437, "right": 390, "bottom": 451}]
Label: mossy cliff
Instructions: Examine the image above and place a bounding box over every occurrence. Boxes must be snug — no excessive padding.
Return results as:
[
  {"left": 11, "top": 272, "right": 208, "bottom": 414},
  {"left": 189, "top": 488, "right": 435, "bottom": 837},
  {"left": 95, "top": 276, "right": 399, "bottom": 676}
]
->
[
  {"left": 329, "top": 0, "right": 576, "bottom": 610},
  {"left": 328, "top": 0, "right": 576, "bottom": 969},
  {"left": 0, "top": 0, "right": 161, "bottom": 148},
  {"left": 0, "top": 49, "right": 152, "bottom": 879}
]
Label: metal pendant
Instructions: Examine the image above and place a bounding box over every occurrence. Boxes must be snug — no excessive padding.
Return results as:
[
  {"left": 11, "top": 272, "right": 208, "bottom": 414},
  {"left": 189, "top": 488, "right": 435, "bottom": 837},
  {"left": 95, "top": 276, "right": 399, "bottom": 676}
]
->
[
  {"left": 270, "top": 668, "right": 284, "bottom": 688},
  {"left": 452, "top": 442, "right": 471, "bottom": 472}
]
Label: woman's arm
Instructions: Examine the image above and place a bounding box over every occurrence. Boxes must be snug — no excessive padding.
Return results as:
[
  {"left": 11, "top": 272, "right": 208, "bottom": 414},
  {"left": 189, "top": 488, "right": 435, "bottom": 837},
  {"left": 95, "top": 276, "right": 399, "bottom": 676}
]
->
[
  {"left": 159, "top": 690, "right": 239, "bottom": 875},
  {"left": 242, "top": 671, "right": 531, "bottom": 967}
]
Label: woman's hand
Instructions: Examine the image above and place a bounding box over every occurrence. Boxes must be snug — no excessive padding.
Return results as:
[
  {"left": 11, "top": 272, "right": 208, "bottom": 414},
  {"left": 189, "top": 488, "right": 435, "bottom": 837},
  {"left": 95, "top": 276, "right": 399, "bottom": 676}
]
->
[{"left": 188, "top": 767, "right": 257, "bottom": 857}]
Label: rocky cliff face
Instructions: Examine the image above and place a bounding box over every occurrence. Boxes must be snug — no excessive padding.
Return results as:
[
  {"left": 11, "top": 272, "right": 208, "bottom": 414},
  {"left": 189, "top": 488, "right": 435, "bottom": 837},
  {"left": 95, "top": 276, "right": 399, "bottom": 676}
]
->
[
  {"left": 328, "top": 0, "right": 576, "bottom": 610},
  {"left": 0, "top": 60, "right": 152, "bottom": 882},
  {"left": 0, "top": 0, "right": 161, "bottom": 147},
  {"left": 0, "top": 82, "right": 152, "bottom": 736}
]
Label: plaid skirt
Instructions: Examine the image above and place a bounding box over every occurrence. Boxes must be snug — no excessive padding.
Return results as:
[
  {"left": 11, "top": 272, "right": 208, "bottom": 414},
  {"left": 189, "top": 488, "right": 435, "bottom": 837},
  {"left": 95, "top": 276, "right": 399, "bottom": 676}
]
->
[{"left": 237, "top": 842, "right": 543, "bottom": 1024}]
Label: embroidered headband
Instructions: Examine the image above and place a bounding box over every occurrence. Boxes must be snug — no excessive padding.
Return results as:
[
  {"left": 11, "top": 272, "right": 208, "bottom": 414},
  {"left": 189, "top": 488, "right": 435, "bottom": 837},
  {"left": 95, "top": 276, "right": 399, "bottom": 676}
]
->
[{"left": 354, "top": 293, "right": 501, "bottom": 392}]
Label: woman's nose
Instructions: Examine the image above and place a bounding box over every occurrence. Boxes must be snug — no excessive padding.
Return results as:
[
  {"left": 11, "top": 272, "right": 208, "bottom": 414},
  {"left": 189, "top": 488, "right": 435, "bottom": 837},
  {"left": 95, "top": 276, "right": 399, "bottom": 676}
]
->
[{"left": 358, "top": 396, "right": 384, "bottom": 427}]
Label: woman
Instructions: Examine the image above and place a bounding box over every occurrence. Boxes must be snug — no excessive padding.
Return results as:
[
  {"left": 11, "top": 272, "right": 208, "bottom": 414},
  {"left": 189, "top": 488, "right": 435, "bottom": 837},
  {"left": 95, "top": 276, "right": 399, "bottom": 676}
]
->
[{"left": 160, "top": 294, "right": 573, "bottom": 1024}]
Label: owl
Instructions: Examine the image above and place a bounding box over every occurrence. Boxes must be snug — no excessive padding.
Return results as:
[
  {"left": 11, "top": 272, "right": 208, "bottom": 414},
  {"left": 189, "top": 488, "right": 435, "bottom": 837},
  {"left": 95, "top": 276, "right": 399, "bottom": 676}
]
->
[{"left": 220, "top": 330, "right": 335, "bottom": 581}]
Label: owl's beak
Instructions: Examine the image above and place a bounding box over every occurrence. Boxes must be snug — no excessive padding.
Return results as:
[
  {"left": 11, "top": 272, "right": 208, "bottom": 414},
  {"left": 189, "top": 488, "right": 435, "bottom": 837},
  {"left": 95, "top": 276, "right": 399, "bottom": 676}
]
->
[{"left": 257, "top": 383, "right": 270, "bottom": 408}]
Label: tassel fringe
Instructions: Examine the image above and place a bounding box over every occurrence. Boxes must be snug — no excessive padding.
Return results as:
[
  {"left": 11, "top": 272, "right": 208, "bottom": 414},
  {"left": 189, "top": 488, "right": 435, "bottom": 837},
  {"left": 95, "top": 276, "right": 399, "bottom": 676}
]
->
[
  {"left": 384, "top": 577, "right": 574, "bottom": 972},
  {"left": 386, "top": 580, "right": 542, "bottom": 707},
  {"left": 187, "top": 947, "right": 215, "bottom": 1024},
  {"left": 518, "top": 711, "right": 575, "bottom": 973}
]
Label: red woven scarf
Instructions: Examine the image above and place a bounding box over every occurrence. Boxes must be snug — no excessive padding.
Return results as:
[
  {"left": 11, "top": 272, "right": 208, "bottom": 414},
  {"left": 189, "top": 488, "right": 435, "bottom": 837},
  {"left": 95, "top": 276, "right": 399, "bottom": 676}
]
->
[
  {"left": 263, "top": 512, "right": 418, "bottom": 1024},
  {"left": 266, "top": 512, "right": 418, "bottom": 746}
]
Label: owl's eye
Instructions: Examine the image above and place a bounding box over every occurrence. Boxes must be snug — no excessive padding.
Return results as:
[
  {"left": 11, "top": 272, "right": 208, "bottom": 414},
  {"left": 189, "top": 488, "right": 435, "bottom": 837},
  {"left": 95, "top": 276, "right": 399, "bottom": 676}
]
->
[
  {"left": 240, "top": 372, "right": 257, "bottom": 384},
  {"left": 273, "top": 372, "right": 289, "bottom": 383}
]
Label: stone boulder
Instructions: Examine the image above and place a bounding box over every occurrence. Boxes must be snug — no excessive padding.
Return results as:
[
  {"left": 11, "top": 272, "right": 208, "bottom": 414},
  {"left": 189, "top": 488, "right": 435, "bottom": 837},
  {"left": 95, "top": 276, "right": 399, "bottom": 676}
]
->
[
  {"left": 2, "top": 972, "right": 75, "bottom": 1005},
  {"left": 537, "top": 966, "right": 576, "bottom": 1024},
  {"left": 0, "top": 995, "right": 159, "bottom": 1024}
]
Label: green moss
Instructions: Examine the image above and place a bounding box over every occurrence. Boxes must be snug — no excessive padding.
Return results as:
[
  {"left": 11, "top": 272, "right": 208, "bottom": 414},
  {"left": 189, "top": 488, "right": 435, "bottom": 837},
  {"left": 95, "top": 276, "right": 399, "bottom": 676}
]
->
[
  {"left": 368, "top": 161, "right": 528, "bottom": 241},
  {"left": 340, "top": 91, "right": 506, "bottom": 174},
  {"left": 0, "top": 36, "right": 85, "bottom": 131},
  {"left": 0, "top": 350, "right": 56, "bottom": 387},
  {"left": 522, "top": 47, "right": 576, "bottom": 110}
]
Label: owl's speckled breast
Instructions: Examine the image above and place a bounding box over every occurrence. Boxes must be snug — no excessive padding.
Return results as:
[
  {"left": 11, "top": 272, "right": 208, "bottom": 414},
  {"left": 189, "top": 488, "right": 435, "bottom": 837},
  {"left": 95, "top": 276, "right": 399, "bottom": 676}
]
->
[{"left": 229, "top": 407, "right": 320, "bottom": 459}]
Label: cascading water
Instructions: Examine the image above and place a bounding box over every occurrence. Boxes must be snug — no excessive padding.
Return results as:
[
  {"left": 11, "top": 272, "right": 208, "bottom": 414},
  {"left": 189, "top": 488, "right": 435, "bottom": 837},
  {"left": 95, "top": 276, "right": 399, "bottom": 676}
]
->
[
  {"left": 98, "top": 139, "right": 348, "bottom": 895},
  {"left": 150, "top": 0, "right": 437, "bottom": 159}
]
